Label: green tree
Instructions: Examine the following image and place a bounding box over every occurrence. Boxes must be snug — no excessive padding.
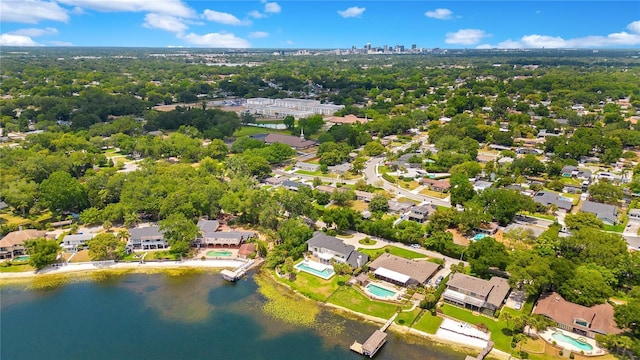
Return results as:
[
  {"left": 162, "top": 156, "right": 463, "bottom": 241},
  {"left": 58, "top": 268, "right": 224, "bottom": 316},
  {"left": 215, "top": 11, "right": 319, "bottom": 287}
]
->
[
  {"left": 87, "top": 233, "right": 124, "bottom": 260},
  {"left": 24, "top": 238, "right": 60, "bottom": 270},
  {"left": 363, "top": 141, "right": 386, "bottom": 156},
  {"left": 564, "top": 212, "right": 604, "bottom": 231},
  {"left": 588, "top": 181, "right": 623, "bottom": 204},
  {"left": 159, "top": 213, "right": 198, "bottom": 258},
  {"left": 466, "top": 236, "right": 510, "bottom": 277},
  {"left": 614, "top": 299, "right": 640, "bottom": 336},
  {"left": 39, "top": 171, "right": 88, "bottom": 213},
  {"left": 283, "top": 115, "right": 295, "bottom": 130},
  {"left": 331, "top": 188, "right": 356, "bottom": 206},
  {"left": 368, "top": 194, "right": 389, "bottom": 213},
  {"left": 558, "top": 265, "right": 613, "bottom": 306},
  {"left": 450, "top": 173, "right": 476, "bottom": 206}
]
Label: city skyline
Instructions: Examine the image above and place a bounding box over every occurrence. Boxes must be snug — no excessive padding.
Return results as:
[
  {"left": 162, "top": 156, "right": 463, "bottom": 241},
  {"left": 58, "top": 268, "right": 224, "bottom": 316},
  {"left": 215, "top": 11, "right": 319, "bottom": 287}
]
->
[{"left": 0, "top": 1, "right": 639, "bottom": 49}]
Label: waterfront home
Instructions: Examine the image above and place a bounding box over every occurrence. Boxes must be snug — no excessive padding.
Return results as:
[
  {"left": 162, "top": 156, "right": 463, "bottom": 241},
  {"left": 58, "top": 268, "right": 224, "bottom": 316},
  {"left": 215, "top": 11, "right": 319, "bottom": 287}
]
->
[
  {"left": 306, "top": 232, "right": 369, "bottom": 268},
  {"left": 61, "top": 233, "right": 95, "bottom": 252},
  {"left": 368, "top": 253, "right": 440, "bottom": 287},
  {"left": 443, "top": 273, "right": 511, "bottom": 316},
  {"left": 0, "top": 229, "right": 47, "bottom": 259},
  {"left": 533, "top": 292, "right": 621, "bottom": 339},
  {"left": 128, "top": 226, "right": 168, "bottom": 250},
  {"left": 580, "top": 200, "right": 618, "bottom": 225},
  {"left": 195, "top": 220, "right": 256, "bottom": 248}
]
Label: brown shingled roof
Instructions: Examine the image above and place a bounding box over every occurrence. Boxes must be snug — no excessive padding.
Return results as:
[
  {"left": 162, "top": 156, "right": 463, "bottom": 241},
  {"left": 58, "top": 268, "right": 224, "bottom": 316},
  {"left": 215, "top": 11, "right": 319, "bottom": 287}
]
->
[
  {"left": 263, "top": 133, "right": 316, "bottom": 149},
  {"left": 0, "top": 230, "right": 48, "bottom": 248},
  {"left": 368, "top": 253, "right": 440, "bottom": 284},
  {"left": 533, "top": 292, "right": 621, "bottom": 335}
]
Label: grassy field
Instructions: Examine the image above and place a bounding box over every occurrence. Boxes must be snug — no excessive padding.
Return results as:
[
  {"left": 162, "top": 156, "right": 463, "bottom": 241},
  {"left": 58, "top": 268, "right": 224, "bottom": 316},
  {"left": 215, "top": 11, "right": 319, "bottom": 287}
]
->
[
  {"left": 400, "top": 181, "right": 420, "bottom": 190},
  {"left": 0, "top": 263, "right": 34, "bottom": 272},
  {"left": 412, "top": 311, "right": 444, "bottom": 334},
  {"left": 144, "top": 250, "right": 179, "bottom": 261},
  {"left": 358, "top": 238, "right": 377, "bottom": 246},
  {"left": 358, "top": 246, "right": 427, "bottom": 260},
  {"left": 69, "top": 250, "right": 92, "bottom": 262},
  {"left": 397, "top": 197, "right": 421, "bottom": 204},
  {"left": 327, "top": 286, "right": 399, "bottom": 319},
  {"left": 281, "top": 270, "right": 341, "bottom": 302},
  {"left": 396, "top": 307, "right": 422, "bottom": 326}
]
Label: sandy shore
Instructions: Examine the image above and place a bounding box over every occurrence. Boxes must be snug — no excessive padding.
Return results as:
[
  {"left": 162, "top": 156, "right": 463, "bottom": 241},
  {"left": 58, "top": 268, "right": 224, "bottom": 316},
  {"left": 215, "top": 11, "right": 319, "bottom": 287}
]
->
[{"left": 0, "top": 259, "right": 246, "bottom": 280}]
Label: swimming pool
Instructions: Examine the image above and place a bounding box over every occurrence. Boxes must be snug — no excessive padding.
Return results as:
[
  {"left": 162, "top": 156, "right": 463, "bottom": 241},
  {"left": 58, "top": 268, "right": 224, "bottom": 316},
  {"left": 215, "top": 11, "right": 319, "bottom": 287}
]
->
[
  {"left": 472, "top": 233, "right": 487, "bottom": 241},
  {"left": 552, "top": 331, "right": 593, "bottom": 351},
  {"left": 13, "top": 255, "right": 30, "bottom": 262},
  {"left": 366, "top": 283, "right": 397, "bottom": 299},
  {"left": 206, "top": 250, "right": 233, "bottom": 257},
  {"left": 294, "top": 261, "right": 335, "bottom": 280}
]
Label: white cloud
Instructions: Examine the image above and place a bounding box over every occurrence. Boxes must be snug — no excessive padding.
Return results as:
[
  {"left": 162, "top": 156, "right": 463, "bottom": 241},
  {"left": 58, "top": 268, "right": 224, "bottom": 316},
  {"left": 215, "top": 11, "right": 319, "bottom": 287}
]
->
[
  {"left": 9, "top": 27, "right": 58, "bottom": 37},
  {"left": 445, "top": 29, "right": 489, "bottom": 45},
  {"left": 180, "top": 32, "right": 250, "bottom": 48},
  {"left": 0, "top": 33, "right": 42, "bottom": 46},
  {"left": 58, "top": 0, "right": 196, "bottom": 18},
  {"left": 628, "top": 20, "right": 640, "bottom": 34},
  {"left": 338, "top": 6, "right": 365, "bottom": 18},
  {"left": 1, "top": 0, "right": 69, "bottom": 23},
  {"left": 143, "top": 13, "right": 188, "bottom": 34},
  {"left": 248, "top": 31, "right": 269, "bottom": 39},
  {"left": 248, "top": 10, "right": 266, "bottom": 19},
  {"left": 264, "top": 2, "right": 281, "bottom": 14},
  {"left": 203, "top": 10, "right": 249, "bottom": 26},
  {"left": 425, "top": 8, "right": 453, "bottom": 20}
]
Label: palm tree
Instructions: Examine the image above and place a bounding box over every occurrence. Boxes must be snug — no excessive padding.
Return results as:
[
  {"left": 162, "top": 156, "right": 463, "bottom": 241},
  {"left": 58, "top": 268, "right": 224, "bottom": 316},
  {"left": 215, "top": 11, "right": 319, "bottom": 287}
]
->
[
  {"left": 512, "top": 333, "right": 529, "bottom": 356},
  {"left": 117, "top": 229, "right": 130, "bottom": 243},
  {"left": 500, "top": 311, "right": 514, "bottom": 334}
]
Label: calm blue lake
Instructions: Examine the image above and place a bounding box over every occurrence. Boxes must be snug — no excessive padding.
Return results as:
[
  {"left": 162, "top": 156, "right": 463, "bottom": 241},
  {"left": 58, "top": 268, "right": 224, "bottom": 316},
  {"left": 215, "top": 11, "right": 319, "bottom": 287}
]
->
[{"left": 0, "top": 271, "right": 466, "bottom": 360}]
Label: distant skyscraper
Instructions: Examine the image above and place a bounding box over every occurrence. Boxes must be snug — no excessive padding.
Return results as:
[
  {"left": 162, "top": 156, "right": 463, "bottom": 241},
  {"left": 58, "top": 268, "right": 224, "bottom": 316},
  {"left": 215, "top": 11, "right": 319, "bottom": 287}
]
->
[{"left": 411, "top": 44, "right": 416, "bottom": 50}]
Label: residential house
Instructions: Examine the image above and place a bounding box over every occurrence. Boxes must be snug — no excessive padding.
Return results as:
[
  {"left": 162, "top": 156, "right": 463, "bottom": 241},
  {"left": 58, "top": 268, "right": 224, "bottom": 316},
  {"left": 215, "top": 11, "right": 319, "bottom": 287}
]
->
[
  {"left": 282, "top": 180, "right": 310, "bottom": 191},
  {"left": 473, "top": 181, "right": 494, "bottom": 192},
  {"left": 251, "top": 133, "right": 317, "bottom": 150},
  {"left": 354, "top": 190, "right": 376, "bottom": 203},
  {"left": 407, "top": 204, "right": 437, "bottom": 223},
  {"left": 0, "top": 229, "right": 47, "bottom": 259},
  {"left": 443, "top": 273, "right": 511, "bottom": 316},
  {"left": 329, "top": 163, "right": 352, "bottom": 175},
  {"left": 561, "top": 166, "right": 592, "bottom": 180},
  {"left": 533, "top": 191, "right": 573, "bottom": 211},
  {"left": 387, "top": 200, "right": 414, "bottom": 214},
  {"left": 306, "top": 232, "right": 369, "bottom": 268},
  {"left": 296, "top": 162, "right": 321, "bottom": 172},
  {"left": 516, "top": 147, "right": 543, "bottom": 155},
  {"left": 475, "top": 222, "right": 499, "bottom": 235},
  {"left": 263, "top": 177, "right": 287, "bottom": 186},
  {"left": 61, "top": 233, "right": 95, "bottom": 252},
  {"left": 128, "top": 226, "right": 168, "bottom": 250},
  {"left": 392, "top": 153, "right": 422, "bottom": 169},
  {"left": 580, "top": 201, "right": 618, "bottom": 225},
  {"left": 420, "top": 178, "right": 451, "bottom": 192},
  {"left": 368, "top": 253, "right": 440, "bottom": 287},
  {"left": 533, "top": 292, "right": 622, "bottom": 339},
  {"left": 195, "top": 220, "right": 255, "bottom": 247}
]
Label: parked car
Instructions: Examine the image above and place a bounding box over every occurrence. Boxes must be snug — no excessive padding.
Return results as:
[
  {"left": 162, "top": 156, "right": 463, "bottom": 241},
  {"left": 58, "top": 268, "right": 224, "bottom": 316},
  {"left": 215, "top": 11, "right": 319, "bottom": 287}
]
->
[
  {"left": 435, "top": 275, "right": 444, "bottom": 286},
  {"left": 410, "top": 244, "right": 421, "bottom": 249}
]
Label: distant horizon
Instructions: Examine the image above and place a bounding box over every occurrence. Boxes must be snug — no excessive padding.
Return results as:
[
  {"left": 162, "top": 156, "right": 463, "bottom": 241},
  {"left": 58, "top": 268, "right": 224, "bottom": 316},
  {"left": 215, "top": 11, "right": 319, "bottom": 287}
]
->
[{"left": 0, "top": 1, "right": 639, "bottom": 49}]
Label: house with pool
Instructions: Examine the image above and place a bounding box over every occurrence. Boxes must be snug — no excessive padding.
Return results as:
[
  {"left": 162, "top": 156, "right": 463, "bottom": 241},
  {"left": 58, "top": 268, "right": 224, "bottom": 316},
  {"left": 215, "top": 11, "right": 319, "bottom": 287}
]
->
[
  {"left": 367, "top": 253, "right": 441, "bottom": 288},
  {"left": 0, "top": 229, "right": 48, "bottom": 259},
  {"left": 533, "top": 292, "right": 622, "bottom": 339},
  {"left": 443, "top": 273, "right": 511, "bottom": 316},
  {"left": 194, "top": 220, "right": 256, "bottom": 248},
  {"left": 305, "top": 232, "right": 369, "bottom": 268}
]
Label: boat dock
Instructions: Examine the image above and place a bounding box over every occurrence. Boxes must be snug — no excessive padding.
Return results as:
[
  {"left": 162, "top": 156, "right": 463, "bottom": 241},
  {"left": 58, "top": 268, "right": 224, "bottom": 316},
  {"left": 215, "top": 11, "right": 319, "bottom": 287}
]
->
[
  {"left": 350, "top": 313, "right": 398, "bottom": 358},
  {"left": 221, "top": 259, "right": 255, "bottom": 282},
  {"left": 465, "top": 341, "right": 494, "bottom": 360}
]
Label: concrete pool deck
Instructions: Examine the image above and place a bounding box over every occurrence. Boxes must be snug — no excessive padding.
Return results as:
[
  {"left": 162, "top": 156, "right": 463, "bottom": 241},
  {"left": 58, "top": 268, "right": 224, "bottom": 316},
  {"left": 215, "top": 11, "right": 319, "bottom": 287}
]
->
[{"left": 538, "top": 328, "right": 606, "bottom": 356}]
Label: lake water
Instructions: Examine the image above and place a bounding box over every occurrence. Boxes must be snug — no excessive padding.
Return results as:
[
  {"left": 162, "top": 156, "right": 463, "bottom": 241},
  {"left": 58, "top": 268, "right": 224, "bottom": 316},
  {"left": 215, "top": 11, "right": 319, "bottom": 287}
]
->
[{"left": 0, "top": 271, "right": 466, "bottom": 360}]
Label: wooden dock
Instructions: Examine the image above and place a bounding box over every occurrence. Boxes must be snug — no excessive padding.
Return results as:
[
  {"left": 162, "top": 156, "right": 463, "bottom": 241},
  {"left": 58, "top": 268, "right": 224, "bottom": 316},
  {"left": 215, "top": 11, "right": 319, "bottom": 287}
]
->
[
  {"left": 465, "top": 340, "right": 494, "bottom": 360},
  {"left": 221, "top": 260, "right": 254, "bottom": 282},
  {"left": 350, "top": 313, "right": 398, "bottom": 358}
]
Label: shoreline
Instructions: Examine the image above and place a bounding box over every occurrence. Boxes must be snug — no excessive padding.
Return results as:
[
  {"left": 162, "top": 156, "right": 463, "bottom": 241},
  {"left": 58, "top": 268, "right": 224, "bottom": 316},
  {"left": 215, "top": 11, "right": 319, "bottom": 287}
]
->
[{"left": 0, "top": 259, "right": 246, "bottom": 282}]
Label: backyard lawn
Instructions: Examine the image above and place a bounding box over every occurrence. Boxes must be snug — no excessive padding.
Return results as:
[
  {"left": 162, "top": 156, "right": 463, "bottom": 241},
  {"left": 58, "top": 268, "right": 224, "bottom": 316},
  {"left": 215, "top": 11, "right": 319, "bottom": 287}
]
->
[
  {"left": 440, "top": 304, "right": 512, "bottom": 352},
  {"left": 396, "top": 308, "right": 422, "bottom": 326},
  {"left": 69, "top": 250, "right": 92, "bottom": 262},
  {"left": 0, "top": 263, "right": 34, "bottom": 272},
  {"left": 280, "top": 270, "right": 341, "bottom": 302},
  {"left": 412, "top": 312, "right": 444, "bottom": 334},
  {"left": 418, "top": 188, "right": 448, "bottom": 198},
  {"left": 327, "top": 286, "right": 399, "bottom": 319},
  {"left": 359, "top": 246, "right": 427, "bottom": 260}
]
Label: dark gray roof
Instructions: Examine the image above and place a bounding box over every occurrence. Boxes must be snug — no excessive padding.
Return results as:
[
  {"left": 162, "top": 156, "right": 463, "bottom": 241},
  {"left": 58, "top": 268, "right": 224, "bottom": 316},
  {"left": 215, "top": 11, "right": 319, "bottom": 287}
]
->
[
  {"left": 581, "top": 201, "right": 618, "bottom": 223},
  {"left": 306, "top": 232, "right": 354, "bottom": 256},
  {"left": 283, "top": 180, "right": 309, "bottom": 189},
  {"left": 346, "top": 250, "right": 369, "bottom": 268},
  {"left": 129, "top": 226, "right": 164, "bottom": 240},
  {"left": 533, "top": 191, "right": 573, "bottom": 210},
  {"left": 197, "top": 220, "right": 220, "bottom": 234}
]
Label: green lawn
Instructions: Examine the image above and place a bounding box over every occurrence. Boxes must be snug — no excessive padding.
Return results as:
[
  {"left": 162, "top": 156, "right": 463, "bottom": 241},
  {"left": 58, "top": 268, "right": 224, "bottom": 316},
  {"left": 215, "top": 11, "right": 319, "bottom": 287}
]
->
[
  {"left": 378, "top": 166, "right": 391, "bottom": 174},
  {"left": 327, "top": 286, "right": 399, "bottom": 319},
  {"left": 359, "top": 246, "right": 427, "bottom": 260},
  {"left": 396, "top": 197, "right": 421, "bottom": 205},
  {"left": 0, "top": 263, "right": 34, "bottom": 272},
  {"left": 412, "top": 311, "right": 444, "bottom": 334},
  {"left": 440, "top": 304, "right": 512, "bottom": 352},
  {"left": 418, "top": 188, "right": 449, "bottom": 199},
  {"left": 396, "top": 307, "right": 422, "bottom": 326},
  {"left": 280, "top": 270, "right": 342, "bottom": 302},
  {"left": 604, "top": 223, "right": 625, "bottom": 233},
  {"left": 358, "top": 238, "right": 378, "bottom": 246},
  {"left": 144, "top": 251, "right": 179, "bottom": 261}
]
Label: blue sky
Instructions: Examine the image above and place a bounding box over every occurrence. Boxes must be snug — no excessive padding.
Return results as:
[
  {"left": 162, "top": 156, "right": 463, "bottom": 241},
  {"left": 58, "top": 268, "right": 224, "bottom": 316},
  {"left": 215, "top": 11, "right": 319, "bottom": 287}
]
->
[{"left": 1, "top": 1, "right": 639, "bottom": 49}]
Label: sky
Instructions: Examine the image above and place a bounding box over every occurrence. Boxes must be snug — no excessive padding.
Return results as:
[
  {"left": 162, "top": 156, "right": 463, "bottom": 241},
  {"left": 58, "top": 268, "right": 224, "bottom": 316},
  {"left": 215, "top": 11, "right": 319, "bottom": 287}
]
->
[{"left": 0, "top": 1, "right": 639, "bottom": 49}]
